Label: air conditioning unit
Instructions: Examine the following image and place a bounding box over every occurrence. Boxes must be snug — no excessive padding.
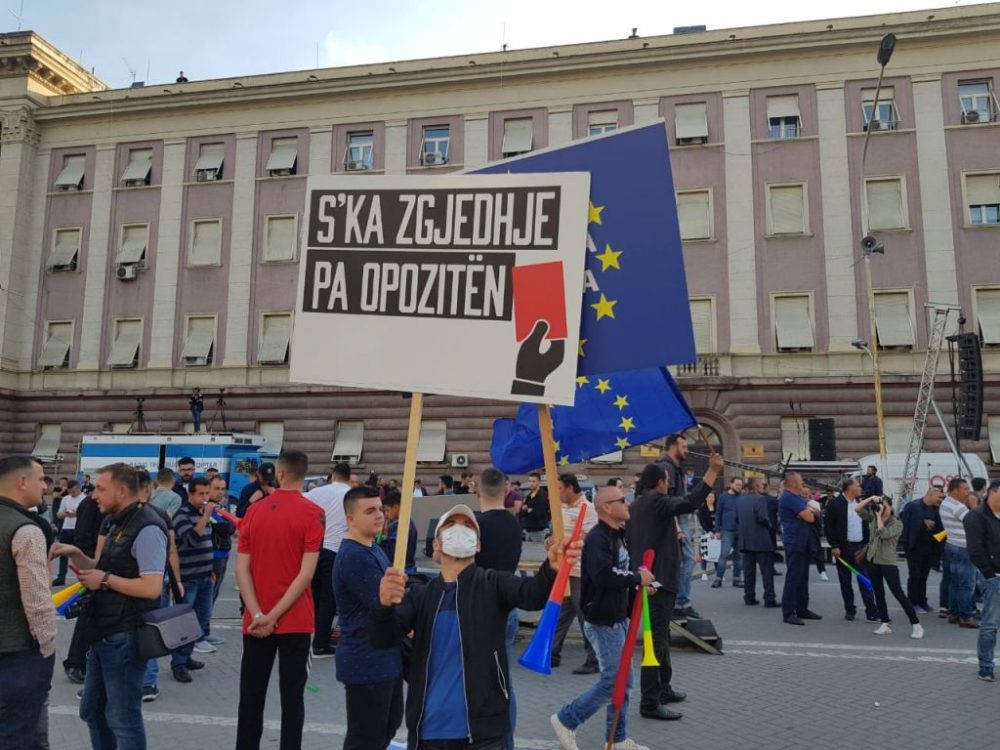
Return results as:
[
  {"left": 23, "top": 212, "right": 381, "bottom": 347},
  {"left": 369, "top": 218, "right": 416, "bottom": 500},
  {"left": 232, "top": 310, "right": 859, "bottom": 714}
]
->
[
  {"left": 422, "top": 152, "right": 446, "bottom": 166},
  {"left": 866, "top": 119, "right": 883, "bottom": 131},
  {"left": 676, "top": 136, "right": 708, "bottom": 146},
  {"left": 331, "top": 454, "right": 360, "bottom": 465},
  {"left": 196, "top": 169, "right": 220, "bottom": 182},
  {"left": 116, "top": 264, "right": 138, "bottom": 281},
  {"left": 48, "top": 261, "right": 77, "bottom": 273},
  {"left": 268, "top": 168, "right": 294, "bottom": 177},
  {"left": 184, "top": 356, "right": 208, "bottom": 367},
  {"left": 451, "top": 453, "right": 469, "bottom": 469},
  {"left": 57, "top": 184, "right": 81, "bottom": 192},
  {"left": 124, "top": 178, "right": 150, "bottom": 188},
  {"left": 345, "top": 160, "right": 371, "bottom": 172},
  {"left": 963, "top": 110, "right": 981, "bottom": 124}
]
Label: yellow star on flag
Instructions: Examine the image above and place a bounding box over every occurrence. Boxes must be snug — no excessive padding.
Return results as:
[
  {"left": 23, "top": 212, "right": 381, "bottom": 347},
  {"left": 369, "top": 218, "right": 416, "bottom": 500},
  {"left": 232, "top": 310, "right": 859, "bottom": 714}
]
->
[
  {"left": 613, "top": 395, "right": 629, "bottom": 411},
  {"left": 591, "top": 293, "right": 617, "bottom": 321},
  {"left": 552, "top": 440, "right": 561, "bottom": 452},
  {"left": 558, "top": 455, "right": 570, "bottom": 466},
  {"left": 576, "top": 376, "right": 590, "bottom": 388},
  {"left": 595, "top": 244, "right": 622, "bottom": 272},
  {"left": 615, "top": 437, "right": 630, "bottom": 450},
  {"left": 588, "top": 202, "right": 605, "bottom": 225},
  {"left": 578, "top": 338, "right": 587, "bottom": 358},
  {"left": 594, "top": 378, "right": 612, "bottom": 394},
  {"left": 619, "top": 416, "right": 636, "bottom": 433}
]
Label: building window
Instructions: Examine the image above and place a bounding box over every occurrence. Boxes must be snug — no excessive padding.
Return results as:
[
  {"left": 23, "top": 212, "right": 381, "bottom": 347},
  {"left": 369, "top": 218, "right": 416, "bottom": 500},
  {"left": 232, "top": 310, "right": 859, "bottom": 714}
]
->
[
  {"left": 39, "top": 321, "right": 72, "bottom": 369},
  {"left": 587, "top": 110, "right": 618, "bottom": 136},
  {"left": 873, "top": 291, "right": 915, "bottom": 349},
  {"left": 420, "top": 126, "right": 450, "bottom": 166},
  {"left": 988, "top": 416, "right": 1000, "bottom": 463},
  {"left": 884, "top": 416, "right": 914, "bottom": 454},
  {"left": 116, "top": 224, "right": 149, "bottom": 277},
  {"left": 417, "top": 420, "right": 447, "bottom": 463},
  {"left": 959, "top": 80, "right": 999, "bottom": 124},
  {"left": 689, "top": 298, "right": 715, "bottom": 354},
  {"left": 865, "top": 177, "right": 908, "bottom": 230},
  {"left": 110, "top": 422, "right": 132, "bottom": 434},
  {"left": 194, "top": 143, "right": 225, "bottom": 181},
  {"left": 331, "top": 421, "right": 364, "bottom": 463},
  {"left": 501, "top": 118, "right": 533, "bottom": 157},
  {"left": 676, "top": 189, "right": 712, "bottom": 241},
  {"left": 674, "top": 103, "right": 708, "bottom": 145},
  {"left": 32, "top": 424, "right": 62, "bottom": 461},
  {"left": 257, "top": 421, "right": 285, "bottom": 453},
  {"left": 48, "top": 228, "right": 81, "bottom": 272},
  {"left": 122, "top": 148, "right": 153, "bottom": 186},
  {"left": 345, "top": 132, "right": 374, "bottom": 171},
  {"left": 107, "top": 318, "right": 142, "bottom": 369},
  {"left": 189, "top": 219, "right": 222, "bottom": 266},
  {"left": 182, "top": 316, "right": 215, "bottom": 367},
  {"left": 780, "top": 417, "right": 811, "bottom": 460},
  {"left": 767, "top": 184, "right": 808, "bottom": 236},
  {"left": 264, "top": 215, "right": 297, "bottom": 262},
  {"left": 766, "top": 95, "right": 801, "bottom": 138},
  {"left": 975, "top": 288, "right": 1000, "bottom": 346},
  {"left": 773, "top": 294, "right": 814, "bottom": 351},
  {"left": 265, "top": 137, "right": 298, "bottom": 176},
  {"left": 965, "top": 173, "right": 1000, "bottom": 226},
  {"left": 258, "top": 313, "right": 292, "bottom": 365},
  {"left": 862, "top": 87, "right": 898, "bottom": 130},
  {"left": 54, "top": 154, "right": 86, "bottom": 191}
]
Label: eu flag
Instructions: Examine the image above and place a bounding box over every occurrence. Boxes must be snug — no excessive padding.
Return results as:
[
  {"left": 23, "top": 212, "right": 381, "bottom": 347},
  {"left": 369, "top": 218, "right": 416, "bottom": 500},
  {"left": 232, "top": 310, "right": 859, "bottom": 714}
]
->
[
  {"left": 490, "top": 367, "right": 697, "bottom": 474},
  {"left": 473, "top": 122, "right": 694, "bottom": 375}
]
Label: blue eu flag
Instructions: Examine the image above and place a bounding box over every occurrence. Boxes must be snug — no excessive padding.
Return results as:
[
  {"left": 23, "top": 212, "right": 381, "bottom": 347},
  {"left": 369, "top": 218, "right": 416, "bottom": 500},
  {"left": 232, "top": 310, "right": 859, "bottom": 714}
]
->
[
  {"left": 474, "top": 123, "right": 695, "bottom": 376},
  {"left": 490, "top": 367, "right": 697, "bottom": 474}
]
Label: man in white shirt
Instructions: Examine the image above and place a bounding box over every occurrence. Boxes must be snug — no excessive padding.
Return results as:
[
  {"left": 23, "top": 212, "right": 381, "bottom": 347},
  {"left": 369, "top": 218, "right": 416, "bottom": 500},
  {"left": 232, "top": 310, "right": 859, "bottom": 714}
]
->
[
  {"left": 304, "top": 462, "right": 350, "bottom": 657},
  {"left": 52, "top": 480, "right": 85, "bottom": 586},
  {"left": 940, "top": 478, "right": 980, "bottom": 627}
]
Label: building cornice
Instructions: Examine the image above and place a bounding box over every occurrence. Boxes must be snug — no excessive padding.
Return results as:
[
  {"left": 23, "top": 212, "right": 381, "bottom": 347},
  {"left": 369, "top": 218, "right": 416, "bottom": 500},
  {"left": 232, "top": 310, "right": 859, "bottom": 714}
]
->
[{"left": 0, "top": 31, "right": 107, "bottom": 95}]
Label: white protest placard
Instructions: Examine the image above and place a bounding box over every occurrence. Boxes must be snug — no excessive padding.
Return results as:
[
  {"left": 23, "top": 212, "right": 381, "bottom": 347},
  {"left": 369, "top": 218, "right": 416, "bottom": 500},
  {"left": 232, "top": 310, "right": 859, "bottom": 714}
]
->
[{"left": 290, "top": 173, "right": 590, "bottom": 405}]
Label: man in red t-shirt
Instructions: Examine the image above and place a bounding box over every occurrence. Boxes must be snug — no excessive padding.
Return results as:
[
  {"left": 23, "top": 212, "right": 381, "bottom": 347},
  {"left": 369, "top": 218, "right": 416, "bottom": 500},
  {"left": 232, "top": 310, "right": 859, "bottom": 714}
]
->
[{"left": 235, "top": 450, "right": 325, "bottom": 750}]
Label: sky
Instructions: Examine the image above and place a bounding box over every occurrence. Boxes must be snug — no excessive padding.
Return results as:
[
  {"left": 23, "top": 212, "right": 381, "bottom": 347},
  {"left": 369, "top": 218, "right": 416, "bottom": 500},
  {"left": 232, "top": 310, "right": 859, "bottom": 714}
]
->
[{"left": 2, "top": 0, "right": 994, "bottom": 89}]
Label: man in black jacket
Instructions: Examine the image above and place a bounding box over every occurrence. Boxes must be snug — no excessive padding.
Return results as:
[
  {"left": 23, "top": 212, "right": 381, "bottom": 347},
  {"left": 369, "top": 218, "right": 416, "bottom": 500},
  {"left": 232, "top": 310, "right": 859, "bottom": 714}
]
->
[
  {"left": 551, "top": 486, "right": 653, "bottom": 750},
  {"left": 61, "top": 490, "right": 106, "bottom": 684},
  {"left": 518, "top": 472, "right": 550, "bottom": 540},
  {"left": 964, "top": 479, "right": 1000, "bottom": 682},
  {"left": 737, "top": 477, "right": 777, "bottom": 607},
  {"left": 823, "top": 478, "right": 878, "bottom": 622},
  {"left": 372, "top": 504, "right": 581, "bottom": 750},
  {"left": 629, "top": 453, "right": 722, "bottom": 722},
  {"left": 899, "top": 485, "right": 944, "bottom": 613}
]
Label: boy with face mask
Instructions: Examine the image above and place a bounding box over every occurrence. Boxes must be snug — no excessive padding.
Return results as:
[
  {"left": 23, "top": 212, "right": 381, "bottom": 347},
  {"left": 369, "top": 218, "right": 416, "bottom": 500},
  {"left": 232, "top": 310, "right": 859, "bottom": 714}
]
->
[{"left": 372, "top": 504, "right": 582, "bottom": 750}]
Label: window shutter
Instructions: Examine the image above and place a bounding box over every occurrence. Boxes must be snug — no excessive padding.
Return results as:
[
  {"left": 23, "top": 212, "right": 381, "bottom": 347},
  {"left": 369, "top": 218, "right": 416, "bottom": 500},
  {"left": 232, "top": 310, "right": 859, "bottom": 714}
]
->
[
  {"left": 677, "top": 191, "right": 711, "bottom": 240},
  {"left": 689, "top": 299, "right": 714, "bottom": 354},
  {"left": 874, "top": 292, "right": 915, "bottom": 347},
  {"left": 675, "top": 103, "right": 708, "bottom": 140},
  {"left": 770, "top": 185, "right": 805, "bottom": 234},
  {"left": 966, "top": 174, "right": 1000, "bottom": 205},
  {"left": 190, "top": 220, "right": 222, "bottom": 265},
  {"left": 867, "top": 179, "right": 905, "bottom": 230}
]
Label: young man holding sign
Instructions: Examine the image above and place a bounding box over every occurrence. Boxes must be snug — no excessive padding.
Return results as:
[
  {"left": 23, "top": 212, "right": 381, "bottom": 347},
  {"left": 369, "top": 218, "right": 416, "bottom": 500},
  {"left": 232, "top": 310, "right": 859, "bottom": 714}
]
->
[{"left": 371, "top": 504, "right": 582, "bottom": 750}]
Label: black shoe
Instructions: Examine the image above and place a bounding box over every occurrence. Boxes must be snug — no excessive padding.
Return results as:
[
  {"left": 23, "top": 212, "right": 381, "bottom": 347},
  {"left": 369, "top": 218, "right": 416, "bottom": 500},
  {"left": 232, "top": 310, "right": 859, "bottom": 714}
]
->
[
  {"left": 312, "top": 646, "right": 336, "bottom": 659},
  {"left": 800, "top": 611, "right": 823, "bottom": 620},
  {"left": 65, "top": 667, "right": 85, "bottom": 685},
  {"left": 640, "top": 706, "right": 683, "bottom": 721},
  {"left": 52, "top": 579, "right": 65, "bottom": 587},
  {"left": 572, "top": 662, "right": 599, "bottom": 675},
  {"left": 784, "top": 616, "right": 805, "bottom": 626},
  {"left": 745, "top": 599, "right": 759, "bottom": 606},
  {"left": 845, "top": 612, "right": 856, "bottom": 621},
  {"left": 662, "top": 688, "right": 686, "bottom": 703},
  {"left": 141, "top": 685, "right": 160, "bottom": 702},
  {"left": 172, "top": 667, "right": 192, "bottom": 683},
  {"left": 866, "top": 615, "right": 881, "bottom": 624},
  {"left": 764, "top": 601, "right": 780, "bottom": 608},
  {"left": 733, "top": 579, "right": 743, "bottom": 587},
  {"left": 681, "top": 606, "right": 702, "bottom": 619},
  {"left": 711, "top": 579, "right": 722, "bottom": 588},
  {"left": 550, "top": 655, "right": 561, "bottom": 668},
  {"left": 773, "top": 570, "right": 783, "bottom": 576},
  {"left": 186, "top": 659, "right": 205, "bottom": 671}
]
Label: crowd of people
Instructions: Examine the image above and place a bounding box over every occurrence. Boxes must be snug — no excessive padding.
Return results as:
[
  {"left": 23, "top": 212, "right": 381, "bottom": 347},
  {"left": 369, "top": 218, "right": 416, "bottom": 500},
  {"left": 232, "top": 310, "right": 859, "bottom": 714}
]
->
[{"left": 1, "top": 439, "right": 998, "bottom": 750}]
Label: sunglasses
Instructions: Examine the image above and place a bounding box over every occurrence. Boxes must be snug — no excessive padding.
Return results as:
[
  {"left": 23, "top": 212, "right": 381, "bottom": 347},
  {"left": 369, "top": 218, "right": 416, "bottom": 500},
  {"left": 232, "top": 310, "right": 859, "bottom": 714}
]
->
[{"left": 603, "top": 497, "right": 627, "bottom": 506}]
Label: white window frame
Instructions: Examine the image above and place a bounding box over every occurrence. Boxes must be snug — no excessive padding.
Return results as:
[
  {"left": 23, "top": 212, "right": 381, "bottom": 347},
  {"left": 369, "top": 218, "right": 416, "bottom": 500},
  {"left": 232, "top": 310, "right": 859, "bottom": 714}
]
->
[
  {"left": 501, "top": 118, "right": 534, "bottom": 157},
  {"left": 331, "top": 421, "right": 364, "bottom": 463},
  {"left": 973, "top": 286, "right": 1000, "bottom": 346},
  {"left": 420, "top": 126, "right": 450, "bottom": 166},
  {"left": 194, "top": 143, "right": 225, "bottom": 181},
  {"left": 862, "top": 87, "right": 898, "bottom": 131},
  {"left": 958, "top": 80, "right": 999, "bottom": 124},
  {"left": 689, "top": 297, "right": 716, "bottom": 355},
  {"left": 32, "top": 424, "right": 62, "bottom": 461},
  {"left": 54, "top": 154, "right": 86, "bottom": 191},
  {"left": 39, "top": 320, "right": 73, "bottom": 370},
  {"left": 873, "top": 289, "right": 916, "bottom": 350},
  {"left": 258, "top": 312, "right": 292, "bottom": 366},
  {"left": 676, "top": 189, "right": 713, "bottom": 241},
  {"left": 121, "top": 148, "right": 153, "bottom": 186},
  {"left": 116, "top": 223, "right": 149, "bottom": 267},
  {"left": 188, "top": 218, "right": 223, "bottom": 267},
  {"left": 674, "top": 102, "right": 709, "bottom": 144},
  {"left": 766, "top": 183, "right": 809, "bottom": 236},
  {"left": 265, "top": 137, "right": 298, "bottom": 176},
  {"left": 416, "top": 419, "right": 447, "bottom": 463},
  {"left": 263, "top": 214, "right": 298, "bottom": 263},
  {"left": 181, "top": 315, "right": 216, "bottom": 367},
  {"left": 780, "top": 416, "right": 811, "bottom": 461},
  {"left": 587, "top": 110, "right": 618, "bottom": 136},
  {"left": 344, "top": 131, "right": 375, "bottom": 171},
  {"left": 864, "top": 176, "right": 909, "bottom": 231},
  {"left": 963, "top": 172, "right": 1000, "bottom": 227},
  {"left": 772, "top": 293, "right": 815, "bottom": 351},
  {"left": 107, "top": 318, "right": 143, "bottom": 369},
  {"left": 48, "top": 227, "right": 82, "bottom": 272},
  {"left": 766, "top": 95, "right": 801, "bottom": 138}
]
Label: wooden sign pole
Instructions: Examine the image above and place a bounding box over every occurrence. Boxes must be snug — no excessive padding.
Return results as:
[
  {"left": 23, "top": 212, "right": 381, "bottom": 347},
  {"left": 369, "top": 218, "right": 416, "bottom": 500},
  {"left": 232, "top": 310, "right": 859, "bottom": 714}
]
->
[
  {"left": 393, "top": 392, "right": 424, "bottom": 579},
  {"left": 538, "top": 404, "right": 565, "bottom": 545}
]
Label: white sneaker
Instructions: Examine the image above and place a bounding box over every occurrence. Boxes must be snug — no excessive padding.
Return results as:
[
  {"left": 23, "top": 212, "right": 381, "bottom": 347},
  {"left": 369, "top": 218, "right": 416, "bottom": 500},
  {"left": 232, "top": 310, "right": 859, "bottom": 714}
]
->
[
  {"left": 911, "top": 624, "right": 924, "bottom": 639},
  {"left": 700, "top": 573, "right": 709, "bottom": 581},
  {"left": 550, "top": 714, "right": 578, "bottom": 750},
  {"left": 204, "top": 634, "right": 226, "bottom": 645},
  {"left": 612, "top": 740, "right": 651, "bottom": 750},
  {"left": 873, "top": 623, "right": 892, "bottom": 635},
  {"left": 819, "top": 571, "right": 829, "bottom": 581},
  {"left": 193, "top": 640, "right": 217, "bottom": 654}
]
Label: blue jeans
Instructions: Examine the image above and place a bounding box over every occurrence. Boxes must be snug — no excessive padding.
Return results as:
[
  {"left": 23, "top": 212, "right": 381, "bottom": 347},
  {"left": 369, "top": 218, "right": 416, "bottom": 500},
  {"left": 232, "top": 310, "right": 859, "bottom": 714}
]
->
[
  {"left": 977, "top": 576, "right": 1000, "bottom": 673},
  {"left": 502, "top": 608, "right": 518, "bottom": 750},
  {"left": 81, "top": 631, "right": 147, "bottom": 750},
  {"left": 714, "top": 531, "right": 743, "bottom": 581},
  {"left": 557, "top": 620, "right": 631, "bottom": 744},
  {"left": 171, "top": 576, "right": 212, "bottom": 670},
  {"left": 676, "top": 534, "right": 695, "bottom": 608},
  {"left": 947, "top": 544, "right": 978, "bottom": 619},
  {"left": 212, "top": 556, "right": 229, "bottom": 603},
  {"left": 0, "top": 649, "right": 54, "bottom": 750}
]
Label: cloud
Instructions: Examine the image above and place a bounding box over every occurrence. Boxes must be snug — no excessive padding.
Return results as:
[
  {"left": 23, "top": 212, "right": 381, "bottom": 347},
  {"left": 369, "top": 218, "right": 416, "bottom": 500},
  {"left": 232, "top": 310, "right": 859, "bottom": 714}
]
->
[{"left": 322, "top": 32, "right": 395, "bottom": 67}]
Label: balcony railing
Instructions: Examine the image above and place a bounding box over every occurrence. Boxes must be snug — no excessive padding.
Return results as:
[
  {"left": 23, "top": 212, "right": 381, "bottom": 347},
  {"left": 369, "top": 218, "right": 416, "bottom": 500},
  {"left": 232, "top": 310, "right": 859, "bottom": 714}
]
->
[{"left": 676, "top": 354, "right": 720, "bottom": 377}]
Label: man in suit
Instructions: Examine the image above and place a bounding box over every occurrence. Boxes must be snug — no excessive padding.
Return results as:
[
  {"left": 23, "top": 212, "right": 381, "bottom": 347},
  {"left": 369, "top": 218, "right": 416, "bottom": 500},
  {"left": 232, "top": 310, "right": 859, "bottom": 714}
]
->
[
  {"left": 823, "top": 478, "right": 878, "bottom": 622},
  {"left": 737, "top": 476, "right": 778, "bottom": 607}
]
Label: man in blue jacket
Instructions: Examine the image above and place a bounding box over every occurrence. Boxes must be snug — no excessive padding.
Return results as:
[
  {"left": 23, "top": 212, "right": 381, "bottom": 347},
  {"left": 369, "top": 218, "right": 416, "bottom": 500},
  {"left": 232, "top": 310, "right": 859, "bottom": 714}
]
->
[
  {"left": 711, "top": 477, "right": 743, "bottom": 588},
  {"left": 779, "top": 472, "right": 822, "bottom": 626}
]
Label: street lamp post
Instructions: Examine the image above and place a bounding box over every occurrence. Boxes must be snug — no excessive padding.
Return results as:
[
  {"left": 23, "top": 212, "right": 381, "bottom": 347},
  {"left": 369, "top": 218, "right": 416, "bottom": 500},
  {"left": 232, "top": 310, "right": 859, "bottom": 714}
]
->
[{"left": 859, "top": 33, "right": 896, "bottom": 470}]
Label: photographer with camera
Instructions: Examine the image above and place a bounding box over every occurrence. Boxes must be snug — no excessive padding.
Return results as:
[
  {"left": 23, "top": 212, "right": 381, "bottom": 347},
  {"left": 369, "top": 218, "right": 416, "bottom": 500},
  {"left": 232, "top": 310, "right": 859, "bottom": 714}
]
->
[{"left": 855, "top": 496, "right": 923, "bottom": 639}]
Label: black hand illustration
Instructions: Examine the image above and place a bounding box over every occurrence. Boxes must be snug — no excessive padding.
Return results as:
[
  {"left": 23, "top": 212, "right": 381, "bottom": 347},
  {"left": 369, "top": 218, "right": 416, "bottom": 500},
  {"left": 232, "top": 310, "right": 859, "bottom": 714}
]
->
[{"left": 511, "top": 320, "right": 566, "bottom": 396}]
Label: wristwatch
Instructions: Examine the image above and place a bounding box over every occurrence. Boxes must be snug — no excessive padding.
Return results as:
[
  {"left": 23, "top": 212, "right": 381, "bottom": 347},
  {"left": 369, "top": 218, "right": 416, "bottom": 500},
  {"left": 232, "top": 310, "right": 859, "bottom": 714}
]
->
[
  {"left": 100, "top": 572, "right": 111, "bottom": 591},
  {"left": 252, "top": 611, "right": 264, "bottom": 621}
]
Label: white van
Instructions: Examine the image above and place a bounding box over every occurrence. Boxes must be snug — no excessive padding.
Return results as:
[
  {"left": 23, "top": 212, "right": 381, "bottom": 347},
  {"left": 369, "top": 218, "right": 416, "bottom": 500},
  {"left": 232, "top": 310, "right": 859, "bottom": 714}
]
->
[{"left": 855, "top": 452, "right": 990, "bottom": 500}]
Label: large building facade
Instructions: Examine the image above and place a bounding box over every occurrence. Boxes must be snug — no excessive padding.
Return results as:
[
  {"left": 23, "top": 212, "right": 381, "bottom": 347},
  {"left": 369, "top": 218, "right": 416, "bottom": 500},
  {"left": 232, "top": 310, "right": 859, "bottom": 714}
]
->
[{"left": 2, "top": 5, "right": 1000, "bottom": 482}]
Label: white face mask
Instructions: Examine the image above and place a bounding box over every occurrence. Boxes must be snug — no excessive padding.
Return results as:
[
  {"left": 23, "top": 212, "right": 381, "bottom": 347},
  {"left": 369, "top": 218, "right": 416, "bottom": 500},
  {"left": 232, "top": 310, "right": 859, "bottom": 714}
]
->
[{"left": 440, "top": 524, "right": 478, "bottom": 559}]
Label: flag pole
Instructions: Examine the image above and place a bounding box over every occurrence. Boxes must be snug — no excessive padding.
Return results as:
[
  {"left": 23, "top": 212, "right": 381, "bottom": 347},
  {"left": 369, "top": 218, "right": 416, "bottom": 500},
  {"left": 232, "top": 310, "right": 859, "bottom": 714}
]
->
[
  {"left": 538, "top": 404, "right": 565, "bottom": 545},
  {"left": 392, "top": 392, "right": 424, "bottom": 600}
]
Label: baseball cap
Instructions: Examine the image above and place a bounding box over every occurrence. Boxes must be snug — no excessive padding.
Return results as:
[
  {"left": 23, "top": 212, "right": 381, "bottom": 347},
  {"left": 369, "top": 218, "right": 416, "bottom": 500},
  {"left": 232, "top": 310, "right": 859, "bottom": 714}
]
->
[
  {"left": 434, "top": 504, "right": 480, "bottom": 537},
  {"left": 259, "top": 462, "right": 276, "bottom": 484}
]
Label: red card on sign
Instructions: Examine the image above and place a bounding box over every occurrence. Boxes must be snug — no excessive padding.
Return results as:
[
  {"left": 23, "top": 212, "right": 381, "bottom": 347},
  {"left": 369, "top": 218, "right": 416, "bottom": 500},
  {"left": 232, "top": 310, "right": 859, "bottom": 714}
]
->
[{"left": 511, "top": 261, "right": 567, "bottom": 342}]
